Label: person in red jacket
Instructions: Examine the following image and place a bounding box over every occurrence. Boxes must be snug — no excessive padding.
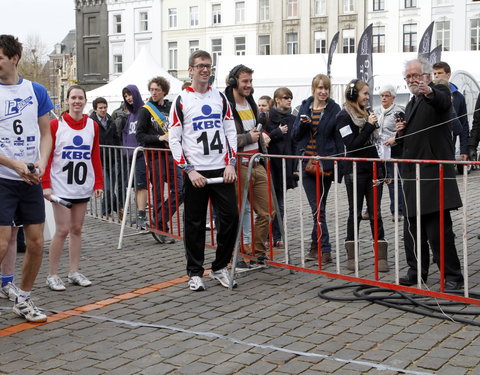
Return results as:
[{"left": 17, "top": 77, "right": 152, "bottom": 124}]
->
[{"left": 42, "top": 85, "right": 103, "bottom": 291}]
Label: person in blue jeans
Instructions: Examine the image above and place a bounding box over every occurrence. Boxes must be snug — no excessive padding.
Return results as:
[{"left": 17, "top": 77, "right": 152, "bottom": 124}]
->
[{"left": 293, "top": 74, "right": 341, "bottom": 264}]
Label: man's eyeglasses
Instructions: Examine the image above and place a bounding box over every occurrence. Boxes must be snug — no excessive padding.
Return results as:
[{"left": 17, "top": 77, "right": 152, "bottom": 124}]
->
[
  {"left": 380, "top": 94, "right": 392, "bottom": 98},
  {"left": 192, "top": 64, "right": 212, "bottom": 70},
  {"left": 404, "top": 73, "right": 428, "bottom": 81},
  {"left": 282, "top": 96, "right": 292, "bottom": 100}
]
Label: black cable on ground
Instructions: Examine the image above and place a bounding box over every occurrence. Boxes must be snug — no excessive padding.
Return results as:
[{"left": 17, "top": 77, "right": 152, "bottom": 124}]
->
[{"left": 318, "top": 284, "right": 480, "bottom": 326}]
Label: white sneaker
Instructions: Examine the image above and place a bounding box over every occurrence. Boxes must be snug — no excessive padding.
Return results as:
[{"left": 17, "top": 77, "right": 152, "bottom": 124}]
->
[
  {"left": 210, "top": 267, "right": 238, "bottom": 289},
  {"left": 67, "top": 272, "right": 92, "bottom": 287},
  {"left": 188, "top": 276, "right": 205, "bottom": 291},
  {"left": 13, "top": 298, "right": 47, "bottom": 322},
  {"left": 46, "top": 275, "right": 66, "bottom": 291},
  {"left": 0, "top": 282, "right": 20, "bottom": 302}
]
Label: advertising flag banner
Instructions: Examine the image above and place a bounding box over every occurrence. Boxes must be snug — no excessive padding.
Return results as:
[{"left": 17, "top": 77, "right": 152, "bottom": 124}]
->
[
  {"left": 356, "top": 24, "right": 373, "bottom": 105},
  {"left": 327, "top": 31, "right": 339, "bottom": 78},
  {"left": 418, "top": 21, "right": 435, "bottom": 60}
]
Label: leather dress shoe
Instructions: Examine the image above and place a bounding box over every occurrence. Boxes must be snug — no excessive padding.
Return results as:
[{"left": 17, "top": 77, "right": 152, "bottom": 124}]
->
[
  {"left": 399, "top": 275, "right": 426, "bottom": 286},
  {"left": 445, "top": 280, "right": 464, "bottom": 290},
  {"left": 399, "top": 276, "right": 416, "bottom": 286}
]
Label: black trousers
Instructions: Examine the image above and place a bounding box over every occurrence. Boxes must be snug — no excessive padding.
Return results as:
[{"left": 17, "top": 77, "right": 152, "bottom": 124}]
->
[
  {"left": 183, "top": 169, "right": 239, "bottom": 277},
  {"left": 403, "top": 210, "right": 463, "bottom": 283},
  {"left": 344, "top": 172, "right": 385, "bottom": 241}
]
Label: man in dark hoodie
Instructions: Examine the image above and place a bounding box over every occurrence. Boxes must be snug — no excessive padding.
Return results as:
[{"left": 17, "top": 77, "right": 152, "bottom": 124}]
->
[
  {"left": 224, "top": 64, "right": 272, "bottom": 269},
  {"left": 116, "top": 84, "right": 148, "bottom": 229},
  {"left": 433, "top": 61, "right": 469, "bottom": 161},
  {"left": 136, "top": 76, "right": 183, "bottom": 243},
  {"left": 90, "top": 97, "right": 120, "bottom": 219}
]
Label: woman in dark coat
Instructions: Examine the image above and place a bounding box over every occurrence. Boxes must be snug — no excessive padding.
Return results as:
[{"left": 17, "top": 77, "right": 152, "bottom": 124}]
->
[
  {"left": 293, "top": 74, "right": 341, "bottom": 265},
  {"left": 336, "top": 79, "right": 388, "bottom": 272},
  {"left": 266, "top": 87, "right": 297, "bottom": 248}
]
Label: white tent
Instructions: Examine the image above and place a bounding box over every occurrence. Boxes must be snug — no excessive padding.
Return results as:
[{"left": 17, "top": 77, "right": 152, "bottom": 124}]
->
[
  {"left": 86, "top": 48, "right": 183, "bottom": 112},
  {"left": 215, "top": 51, "right": 480, "bottom": 110}
]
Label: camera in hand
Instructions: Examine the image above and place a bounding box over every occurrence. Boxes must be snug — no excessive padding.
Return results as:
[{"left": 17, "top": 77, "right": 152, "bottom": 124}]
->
[{"left": 394, "top": 111, "right": 405, "bottom": 122}]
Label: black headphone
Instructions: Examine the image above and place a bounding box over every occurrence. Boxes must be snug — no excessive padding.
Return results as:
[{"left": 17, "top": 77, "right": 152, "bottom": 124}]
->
[
  {"left": 346, "top": 79, "right": 360, "bottom": 101},
  {"left": 228, "top": 64, "right": 246, "bottom": 88}
]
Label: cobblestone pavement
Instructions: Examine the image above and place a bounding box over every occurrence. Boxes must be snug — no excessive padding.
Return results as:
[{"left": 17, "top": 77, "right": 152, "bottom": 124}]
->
[{"left": 2, "top": 171, "right": 480, "bottom": 374}]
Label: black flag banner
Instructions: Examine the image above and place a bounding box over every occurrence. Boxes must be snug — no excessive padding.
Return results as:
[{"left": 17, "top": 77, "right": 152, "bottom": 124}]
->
[
  {"left": 418, "top": 21, "right": 435, "bottom": 60},
  {"left": 356, "top": 24, "right": 373, "bottom": 105},
  {"left": 428, "top": 44, "right": 442, "bottom": 64},
  {"left": 327, "top": 31, "right": 339, "bottom": 78}
]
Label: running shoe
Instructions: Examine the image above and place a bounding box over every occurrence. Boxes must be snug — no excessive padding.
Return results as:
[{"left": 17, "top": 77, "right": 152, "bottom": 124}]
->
[
  {"left": 136, "top": 216, "right": 148, "bottom": 230},
  {"left": 0, "top": 282, "right": 20, "bottom": 301},
  {"left": 188, "top": 276, "right": 205, "bottom": 291},
  {"left": 13, "top": 298, "right": 47, "bottom": 323},
  {"left": 157, "top": 235, "right": 175, "bottom": 244},
  {"left": 235, "top": 260, "right": 251, "bottom": 271},
  {"left": 46, "top": 275, "right": 66, "bottom": 291},
  {"left": 210, "top": 267, "right": 237, "bottom": 288},
  {"left": 67, "top": 272, "right": 92, "bottom": 287}
]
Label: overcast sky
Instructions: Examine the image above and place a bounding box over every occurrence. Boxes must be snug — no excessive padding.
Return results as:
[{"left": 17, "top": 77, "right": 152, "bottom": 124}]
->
[{"left": 0, "top": 0, "right": 75, "bottom": 57}]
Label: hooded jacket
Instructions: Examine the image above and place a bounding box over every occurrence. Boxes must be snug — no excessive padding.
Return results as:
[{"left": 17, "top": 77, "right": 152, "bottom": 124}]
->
[{"left": 118, "top": 84, "right": 144, "bottom": 155}]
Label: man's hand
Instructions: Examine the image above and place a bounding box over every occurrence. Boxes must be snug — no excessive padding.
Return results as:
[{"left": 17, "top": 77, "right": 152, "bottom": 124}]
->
[
  {"left": 188, "top": 170, "right": 206, "bottom": 188},
  {"left": 396, "top": 121, "right": 407, "bottom": 135},
  {"left": 460, "top": 154, "right": 469, "bottom": 161},
  {"left": 418, "top": 79, "right": 433, "bottom": 97},
  {"left": 223, "top": 165, "right": 236, "bottom": 183},
  {"left": 14, "top": 161, "right": 40, "bottom": 185},
  {"left": 94, "top": 189, "right": 103, "bottom": 198},
  {"left": 158, "top": 134, "right": 169, "bottom": 142},
  {"left": 249, "top": 128, "right": 260, "bottom": 143}
]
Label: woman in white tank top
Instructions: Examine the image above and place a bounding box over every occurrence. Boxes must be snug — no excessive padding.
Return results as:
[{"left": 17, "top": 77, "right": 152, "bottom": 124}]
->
[{"left": 42, "top": 85, "right": 104, "bottom": 291}]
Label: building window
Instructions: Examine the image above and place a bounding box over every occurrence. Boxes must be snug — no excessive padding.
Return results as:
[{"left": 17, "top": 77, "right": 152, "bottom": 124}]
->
[
  {"left": 212, "top": 4, "right": 221, "bottom": 25},
  {"left": 258, "top": 35, "right": 271, "bottom": 55},
  {"left": 235, "top": 2, "right": 245, "bottom": 24},
  {"left": 342, "top": 29, "right": 355, "bottom": 53},
  {"left": 405, "top": 0, "right": 417, "bottom": 8},
  {"left": 373, "top": 0, "right": 384, "bottom": 11},
  {"left": 212, "top": 38, "right": 222, "bottom": 66},
  {"left": 436, "top": 20, "right": 450, "bottom": 51},
  {"left": 168, "top": 8, "right": 177, "bottom": 28},
  {"left": 113, "top": 14, "right": 122, "bottom": 33},
  {"left": 287, "top": 0, "right": 298, "bottom": 18},
  {"left": 139, "top": 12, "right": 148, "bottom": 31},
  {"left": 190, "top": 6, "right": 199, "bottom": 27},
  {"left": 343, "top": 0, "right": 354, "bottom": 13},
  {"left": 314, "top": 0, "right": 326, "bottom": 16},
  {"left": 471, "top": 19, "right": 480, "bottom": 50},
  {"left": 286, "top": 32, "right": 298, "bottom": 54},
  {"left": 314, "top": 31, "right": 326, "bottom": 53},
  {"left": 259, "top": 0, "right": 270, "bottom": 21},
  {"left": 403, "top": 23, "right": 417, "bottom": 52},
  {"left": 189, "top": 40, "right": 199, "bottom": 55},
  {"left": 113, "top": 55, "right": 122, "bottom": 73},
  {"left": 168, "top": 42, "right": 177, "bottom": 70},
  {"left": 373, "top": 25, "right": 385, "bottom": 52},
  {"left": 234, "top": 37, "right": 246, "bottom": 55}
]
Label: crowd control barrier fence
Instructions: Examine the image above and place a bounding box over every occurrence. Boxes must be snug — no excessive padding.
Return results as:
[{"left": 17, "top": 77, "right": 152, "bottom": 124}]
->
[{"left": 88, "top": 146, "right": 480, "bottom": 305}]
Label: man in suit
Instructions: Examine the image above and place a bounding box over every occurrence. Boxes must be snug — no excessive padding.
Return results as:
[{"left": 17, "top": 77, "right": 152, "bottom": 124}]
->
[{"left": 396, "top": 59, "right": 464, "bottom": 290}]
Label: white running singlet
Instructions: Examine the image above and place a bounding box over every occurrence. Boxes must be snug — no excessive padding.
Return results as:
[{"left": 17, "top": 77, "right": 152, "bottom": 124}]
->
[
  {"left": 50, "top": 117, "right": 95, "bottom": 199},
  {"left": 0, "top": 80, "right": 40, "bottom": 180}
]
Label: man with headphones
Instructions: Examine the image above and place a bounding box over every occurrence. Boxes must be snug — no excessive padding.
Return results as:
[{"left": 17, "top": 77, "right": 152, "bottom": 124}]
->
[{"left": 224, "top": 64, "right": 272, "bottom": 269}]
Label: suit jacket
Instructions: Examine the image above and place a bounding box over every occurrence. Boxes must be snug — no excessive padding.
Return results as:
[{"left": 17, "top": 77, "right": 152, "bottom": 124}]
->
[{"left": 401, "top": 83, "right": 462, "bottom": 217}]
